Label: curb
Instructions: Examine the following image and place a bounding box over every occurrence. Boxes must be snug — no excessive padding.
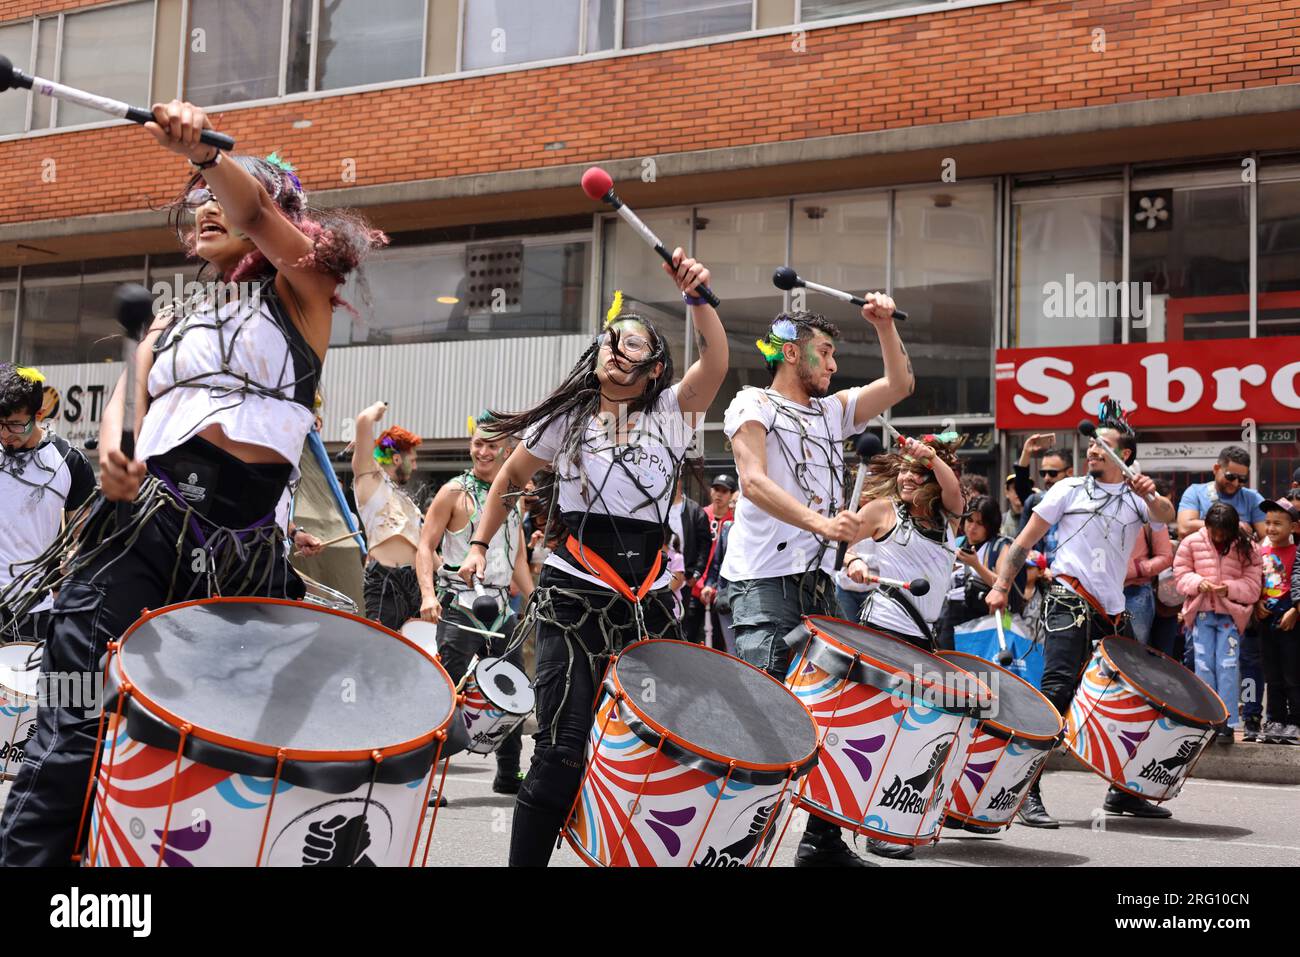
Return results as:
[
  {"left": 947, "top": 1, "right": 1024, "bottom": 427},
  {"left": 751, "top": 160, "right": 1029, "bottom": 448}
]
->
[{"left": 1046, "top": 739, "right": 1300, "bottom": 787}]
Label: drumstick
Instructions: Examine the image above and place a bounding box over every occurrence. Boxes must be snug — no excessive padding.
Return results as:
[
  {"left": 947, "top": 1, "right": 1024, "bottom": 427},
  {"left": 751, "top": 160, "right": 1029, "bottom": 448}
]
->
[
  {"left": 994, "top": 611, "right": 1014, "bottom": 667},
  {"left": 862, "top": 573, "right": 930, "bottom": 596},
  {"left": 581, "top": 167, "right": 720, "bottom": 308},
  {"left": 113, "top": 285, "right": 155, "bottom": 528},
  {"left": 772, "top": 267, "right": 908, "bottom": 321},
  {"left": 294, "top": 528, "right": 365, "bottom": 555},
  {"left": 455, "top": 654, "right": 480, "bottom": 693},
  {"left": 836, "top": 432, "right": 884, "bottom": 571},
  {"left": 0, "top": 56, "right": 235, "bottom": 151}
]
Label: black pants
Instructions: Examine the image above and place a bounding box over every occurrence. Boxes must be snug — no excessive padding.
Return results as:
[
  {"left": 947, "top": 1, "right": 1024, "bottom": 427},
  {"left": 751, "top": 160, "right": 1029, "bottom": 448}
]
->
[
  {"left": 362, "top": 561, "right": 421, "bottom": 632},
  {"left": 1038, "top": 585, "right": 1128, "bottom": 719},
  {"left": 935, "top": 601, "right": 982, "bottom": 653},
  {"left": 509, "top": 566, "right": 678, "bottom": 867},
  {"left": 0, "top": 493, "right": 303, "bottom": 866},
  {"left": 1260, "top": 615, "right": 1300, "bottom": 725},
  {"left": 436, "top": 599, "right": 524, "bottom": 772}
]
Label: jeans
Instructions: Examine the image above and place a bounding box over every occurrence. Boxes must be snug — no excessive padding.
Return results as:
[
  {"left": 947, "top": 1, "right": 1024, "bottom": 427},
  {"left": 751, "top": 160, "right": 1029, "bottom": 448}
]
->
[
  {"left": 1124, "top": 584, "right": 1156, "bottom": 646},
  {"left": 1259, "top": 615, "right": 1300, "bottom": 725},
  {"left": 1190, "top": 612, "right": 1240, "bottom": 729},
  {"left": 835, "top": 586, "right": 868, "bottom": 626},
  {"left": 1239, "top": 625, "right": 1263, "bottom": 721},
  {"left": 729, "top": 572, "right": 841, "bottom": 679}
]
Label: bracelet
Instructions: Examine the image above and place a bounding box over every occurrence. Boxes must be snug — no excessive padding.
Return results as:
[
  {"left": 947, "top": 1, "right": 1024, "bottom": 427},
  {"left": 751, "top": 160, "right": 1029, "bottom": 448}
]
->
[
  {"left": 846, "top": 556, "right": 865, "bottom": 568},
  {"left": 990, "top": 582, "right": 1010, "bottom": 593},
  {"left": 469, "top": 539, "right": 491, "bottom": 551},
  {"left": 682, "top": 292, "right": 708, "bottom": 306},
  {"left": 189, "top": 148, "right": 221, "bottom": 171}
]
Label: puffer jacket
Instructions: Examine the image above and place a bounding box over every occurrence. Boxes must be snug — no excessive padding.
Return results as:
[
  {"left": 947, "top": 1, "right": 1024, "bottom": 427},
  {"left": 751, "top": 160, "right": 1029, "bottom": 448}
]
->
[{"left": 1172, "top": 528, "right": 1262, "bottom": 635}]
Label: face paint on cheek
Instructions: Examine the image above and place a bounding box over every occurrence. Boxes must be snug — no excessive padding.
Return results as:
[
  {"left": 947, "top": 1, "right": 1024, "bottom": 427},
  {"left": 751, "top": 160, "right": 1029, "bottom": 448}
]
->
[{"left": 803, "top": 344, "right": 820, "bottom": 371}]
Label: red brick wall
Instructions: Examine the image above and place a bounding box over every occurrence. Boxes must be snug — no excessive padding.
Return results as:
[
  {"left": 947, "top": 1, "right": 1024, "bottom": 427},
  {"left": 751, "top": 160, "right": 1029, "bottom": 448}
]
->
[{"left": 2, "top": 0, "right": 1298, "bottom": 225}]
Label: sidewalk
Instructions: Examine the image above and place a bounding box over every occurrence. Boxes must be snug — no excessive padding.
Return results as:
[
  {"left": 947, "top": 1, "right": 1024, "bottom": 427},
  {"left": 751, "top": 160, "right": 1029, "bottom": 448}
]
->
[{"left": 1047, "top": 736, "right": 1300, "bottom": 786}]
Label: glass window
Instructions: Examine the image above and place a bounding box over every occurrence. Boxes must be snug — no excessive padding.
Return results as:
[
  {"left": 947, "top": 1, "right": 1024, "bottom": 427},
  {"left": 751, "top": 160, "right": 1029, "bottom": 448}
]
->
[
  {"left": 19, "top": 267, "right": 145, "bottom": 366},
  {"left": 623, "top": 0, "right": 752, "bottom": 47},
  {"left": 1257, "top": 178, "right": 1300, "bottom": 338},
  {"left": 333, "top": 238, "right": 590, "bottom": 346},
  {"left": 586, "top": 0, "right": 617, "bottom": 52},
  {"left": 0, "top": 288, "right": 15, "bottom": 363},
  {"left": 800, "top": 0, "right": 937, "bottom": 19},
  {"left": 462, "top": 0, "right": 581, "bottom": 70},
  {"left": 1129, "top": 185, "right": 1249, "bottom": 343},
  {"left": 0, "top": 22, "right": 33, "bottom": 134},
  {"left": 1011, "top": 188, "right": 1124, "bottom": 348},
  {"left": 285, "top": 0, "right": 312, "bottom": 94},
  {"left": 186, "top": 0, "right": 283, "bottom": 106},
  {"left": 31, "top": 17, "right": 57, "bottom": 129},
  {"left": 892, "top": 184, "right": 996, "bottom": 417},
  {"left": 791, "top": 193, "right": 888, "bottom": 412},
  {"left": 311, "top": 0, "right": 424, "bottom": 91},
  {"left": 57, "top": 2, "right": 154, "bottom": 128}
]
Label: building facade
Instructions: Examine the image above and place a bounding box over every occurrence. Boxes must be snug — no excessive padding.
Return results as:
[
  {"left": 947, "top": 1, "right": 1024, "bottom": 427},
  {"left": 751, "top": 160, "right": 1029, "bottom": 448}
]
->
[{"left": 2, "top": 0, "right": 1300, "bottom": 497}]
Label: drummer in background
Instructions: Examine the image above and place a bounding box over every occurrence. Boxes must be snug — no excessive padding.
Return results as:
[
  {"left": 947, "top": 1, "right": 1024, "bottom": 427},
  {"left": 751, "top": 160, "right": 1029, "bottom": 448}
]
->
[
  {"left": 724, "top": 302, "right": 912, "bottom": 868},
  {"left": 0, "top": 364, "right": 96, "bottom": 643},
  {"left": 351, "top": 401, "right": 425, "bottom": 632},
  {"left": 986, "top": 402, "right": 1177, "bottom": 828},
  {"left": 842, "top": 433, "right": 964, "bottom": 860},
  {"left": 458, "top": 252, "right": 725, "bottom": 867},
  {"left": 417, "top": 411, "right": 533, "bottom": 796}
]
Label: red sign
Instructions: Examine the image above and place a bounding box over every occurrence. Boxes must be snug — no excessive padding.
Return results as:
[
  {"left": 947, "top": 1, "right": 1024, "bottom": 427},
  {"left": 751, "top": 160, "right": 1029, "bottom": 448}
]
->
[{"left": 995, "top": 337, "right": 1300, "bottom": 430}]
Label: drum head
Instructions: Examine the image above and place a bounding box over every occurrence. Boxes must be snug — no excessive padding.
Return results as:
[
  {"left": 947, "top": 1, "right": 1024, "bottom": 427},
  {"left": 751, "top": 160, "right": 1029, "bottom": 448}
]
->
[
  {"left": 400, "top": 619, "right": 439, "bottom": 655},
  {"left": 0, "top": 642, "right": 39, "bottom": 699},
  {"left": 1101, "top": 636, "right": 1227, "bottom": 728},
  {"left": 117, "top": 600, "right": 455, "bottom": 755},
  {"left": 474, "top": 658, "right": 533, "bottom": 715},
  {"left": 613, "top": 640, "right": 817, "bottom": 771},
  {"left": 806, "top": 616, "right": 983, "bottom": 704},
  {"left": 939, "top": 651, "right": 1062, "bottom": 739}
]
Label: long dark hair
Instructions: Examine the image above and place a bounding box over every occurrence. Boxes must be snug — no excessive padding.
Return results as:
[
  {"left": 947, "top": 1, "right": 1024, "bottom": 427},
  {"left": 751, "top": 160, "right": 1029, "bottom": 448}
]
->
[
  {"left": 1204, "top": 502, "right": 1253, "bottom": 562},
  {"left": 489, "top": 315, "right": 675, "bottom": 460}
]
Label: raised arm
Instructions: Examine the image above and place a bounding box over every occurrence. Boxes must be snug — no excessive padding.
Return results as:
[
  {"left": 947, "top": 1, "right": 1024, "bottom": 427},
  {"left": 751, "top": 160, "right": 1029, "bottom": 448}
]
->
[
  {"left": 843, "top": 298, "right": 915, "bottom": 429},
  {"left": 665, "top": 248, "right": 728, "bottom": 417}
]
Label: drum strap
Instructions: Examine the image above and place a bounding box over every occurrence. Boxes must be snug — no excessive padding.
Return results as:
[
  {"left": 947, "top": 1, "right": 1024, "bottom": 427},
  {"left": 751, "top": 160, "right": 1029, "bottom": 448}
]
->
[
  {"left": 875, "top": 583, "right": 936, "bottom": 648},
  {"left": 565, "top": 536, "right": 663, "bottom": 605},
  {"left": 1056, "top": 574, "right": 1124, "bottom": 628}
]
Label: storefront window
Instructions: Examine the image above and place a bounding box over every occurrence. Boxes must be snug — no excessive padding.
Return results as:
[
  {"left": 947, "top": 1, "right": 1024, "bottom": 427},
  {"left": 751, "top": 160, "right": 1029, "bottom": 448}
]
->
[
  {"left": 18, "top": 261, "right": 147, "bottom": 366},
  {"left": 1129, "top": 183, "right": 1249, "bottom": 343},
  {"left": 1011, "top": 186, "right": 1124, "bottom": 349},
  {"left": 1258, "top": 174, "right": 1300, "bottom": 339},
  {"left": 0, "top": 287, "right": 14, "bottom": 363},
  {"left": 892, "top": 183, "right": 996, "bottom": 417}
]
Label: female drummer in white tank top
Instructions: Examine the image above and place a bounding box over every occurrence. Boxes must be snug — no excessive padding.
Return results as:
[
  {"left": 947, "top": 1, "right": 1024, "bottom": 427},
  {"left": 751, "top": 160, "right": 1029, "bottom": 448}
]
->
[{"left": 0, "top": 99, "right": 386, "bottom": 867}]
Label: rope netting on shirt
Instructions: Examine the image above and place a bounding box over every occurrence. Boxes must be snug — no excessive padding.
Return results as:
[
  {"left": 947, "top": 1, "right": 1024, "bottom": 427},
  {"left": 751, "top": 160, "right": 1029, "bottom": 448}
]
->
[
  {"left": 149, "top": 279, "right": 319, "bottom": 428},
  {"left": 0, "top": 476, "right": 291, "bottom": 638},
  {"left": 0, "top": 439, "right": 65, "bottom": 505}
]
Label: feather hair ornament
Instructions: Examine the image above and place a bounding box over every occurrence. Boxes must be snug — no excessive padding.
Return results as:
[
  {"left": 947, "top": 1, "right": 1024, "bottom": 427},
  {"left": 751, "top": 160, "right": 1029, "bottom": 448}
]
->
[
  {"left": 1097, "top": 397, "right": 1134, "bottom": 435},
  {"left": 604, "top": 290, "right": 624, "bottom": 328},
  {"left": 14, "top": 366, "right": 44, "bottom": 384},
  {"left": 755, "top": 317, "right": 800, "bottom": 366}
]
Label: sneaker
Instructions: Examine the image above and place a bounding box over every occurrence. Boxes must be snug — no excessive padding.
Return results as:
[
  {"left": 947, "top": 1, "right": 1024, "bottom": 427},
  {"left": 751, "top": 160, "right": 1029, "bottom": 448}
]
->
[
  {"left": 1103, "top": 788, "right": 1172, "bottom": 819},
  {"left": 867, "top": 837, "right": 915, "bottom": 860},
  {"left": 1215, "top": 727, "right": 1235, "bottom": 746},
  {"left": 493, "top": 769, "right": 525, "bottom": 795},
  {"left": 1281, "top": 724, "right": 1300, "bottom": 745},
  {"left": 1242, "top": 717, "right": 1261, "bottom": 743},
  {"left": 428, "top": 788, "right": 448, "bottom": 808},
  {"left": 1260, "top": 720, "right": 1287, "bottom": 744},
  {"left": 794, "top": 829, "right": 875, "bottom": 867},
  {"left": 962, "top": 820, "right": 1002, "bottom": 836},
  {"left": 1016, "top": 789, "right": 1058, "bottom": 829}
]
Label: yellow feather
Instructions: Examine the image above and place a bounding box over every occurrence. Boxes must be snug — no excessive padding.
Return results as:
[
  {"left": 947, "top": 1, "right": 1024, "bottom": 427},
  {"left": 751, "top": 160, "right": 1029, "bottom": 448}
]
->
[
  {"left": 467, "top": 415, "right": 476, "bottom": 436},
  {"left": 15, "top": 366, "right": 44, "bottom": 384},
  {"left": 604, "top": 290, "right": 624, "bottom": 328}
]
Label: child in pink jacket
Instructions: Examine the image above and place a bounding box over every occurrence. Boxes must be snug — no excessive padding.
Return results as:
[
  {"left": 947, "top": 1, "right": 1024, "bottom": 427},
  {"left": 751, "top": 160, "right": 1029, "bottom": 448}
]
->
[{"left": 1173, "top": 502, "right": 1263, "bottom": 744}]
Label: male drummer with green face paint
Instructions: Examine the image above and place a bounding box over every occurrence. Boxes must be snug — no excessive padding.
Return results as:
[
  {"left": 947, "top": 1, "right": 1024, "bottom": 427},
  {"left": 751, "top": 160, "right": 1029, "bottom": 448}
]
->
[{"left": 723, "top": 297, "right": 913, "bottom": 867}]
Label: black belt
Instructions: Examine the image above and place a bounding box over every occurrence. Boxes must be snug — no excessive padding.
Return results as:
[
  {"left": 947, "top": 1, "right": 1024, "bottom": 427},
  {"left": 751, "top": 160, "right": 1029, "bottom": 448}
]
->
[{"left": 148, "top": 435, "right": 291, "bottom": 528}]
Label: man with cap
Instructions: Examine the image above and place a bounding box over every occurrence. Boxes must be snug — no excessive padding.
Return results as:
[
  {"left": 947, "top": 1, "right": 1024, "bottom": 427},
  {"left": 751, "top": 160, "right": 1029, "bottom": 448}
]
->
[
  {"left": 1255, "top": 496, "right": 1300, "bottom": 745},
  {"left": 683, "top": 474, "right": 737, "bottom": 647}
]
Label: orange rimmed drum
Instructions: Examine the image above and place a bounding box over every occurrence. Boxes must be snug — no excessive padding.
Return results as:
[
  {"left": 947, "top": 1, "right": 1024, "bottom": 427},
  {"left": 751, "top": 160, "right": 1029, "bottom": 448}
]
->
[
  {"left": 1065, "top": 636, "right": 1226, "bottom": 802},
  {"left": 564, "top": 639, "right": 819, "bottom": 867},
  {"left": 82, "top": 598, "right": 465, "bottom": 867},
  {"left": 780, "top": 616, "right": 991, "bottom": 846},
  {"left": 936, "top": 651, "right": 1063, "bottom": 831},
  {"left": 0, "top": 641, "right": 40, "bottom": 780}
]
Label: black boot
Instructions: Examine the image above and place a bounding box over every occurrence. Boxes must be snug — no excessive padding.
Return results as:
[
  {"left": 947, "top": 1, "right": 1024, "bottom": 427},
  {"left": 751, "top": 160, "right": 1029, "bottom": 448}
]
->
[
  {"left": 1016, "top": 782, "right": 1058, "bottom": 828},
  {"left": 794, "top": 816, "right": 875, "bottom": 867},
  {"left": 428, "top": 788, "right": 448, "bottom": 808},
  {"left": 1103, "top": 786, "right": 1172, "bottom": 819},
  {"left": 867, "top": 837, "right": 915, "bottom": 860},
  {"left": 493, "top": 765, "right": 525, "bottom": 795}
]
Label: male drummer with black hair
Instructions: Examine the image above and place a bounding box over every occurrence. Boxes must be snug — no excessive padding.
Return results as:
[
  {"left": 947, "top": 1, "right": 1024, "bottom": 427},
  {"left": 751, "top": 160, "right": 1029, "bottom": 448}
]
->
[
  {"left": 416, "top": 411, "right": 533, "bottom": 795},
  {"left": 0, "top": 364, "right": 96, "bottom": 643},
  {"left": 986, "top": 404, "right": 1177, "bottom": 827},
  {"left": 724, "top": 301, "right": 913, "bottom": 867}
]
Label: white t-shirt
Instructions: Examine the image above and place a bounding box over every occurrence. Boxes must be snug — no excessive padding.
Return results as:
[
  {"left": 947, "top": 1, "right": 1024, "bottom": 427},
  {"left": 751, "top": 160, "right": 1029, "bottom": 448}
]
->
[
  {"left": 0, "top": 434, "right": 97, "bottom": 613},
  {"left": 1033, "top": 476, "right": 1159, "bottom": 615},
  {"left": 720, "top": 386, "right": 859, "bottom": 581},
  {"left": 523, "top": 385, "right": 697, "bottom": 591}
]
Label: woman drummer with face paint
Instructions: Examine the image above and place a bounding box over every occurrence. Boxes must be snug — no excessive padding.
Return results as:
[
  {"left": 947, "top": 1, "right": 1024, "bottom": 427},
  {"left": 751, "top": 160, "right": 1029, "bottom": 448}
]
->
[{"left": 457, "top": 251, "right": 729, "bottom": 867}]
